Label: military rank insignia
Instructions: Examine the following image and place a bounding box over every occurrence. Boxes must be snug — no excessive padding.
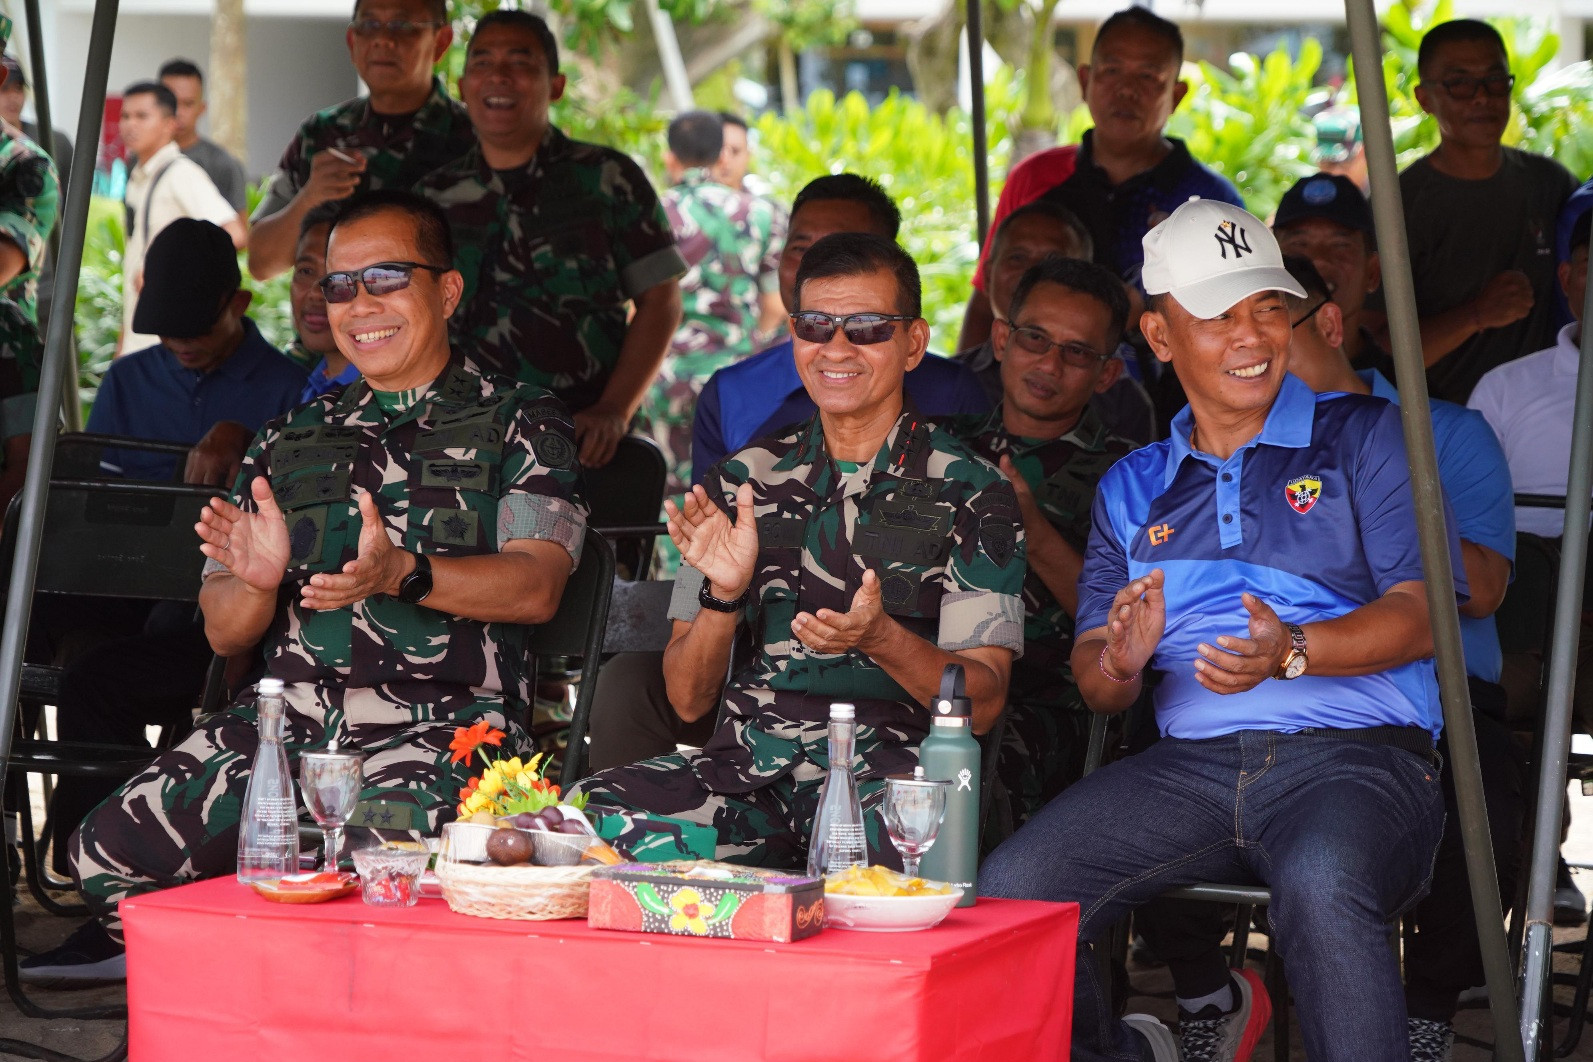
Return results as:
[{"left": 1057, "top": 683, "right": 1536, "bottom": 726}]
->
[{"left": 1285, "top": 475, "right": 1322, "bottom": 515}]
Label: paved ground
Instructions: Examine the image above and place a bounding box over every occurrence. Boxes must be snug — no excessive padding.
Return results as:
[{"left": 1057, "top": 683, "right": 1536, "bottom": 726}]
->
[{"left": 9, "top": 765, "right": 1593, "bottom": 1059}]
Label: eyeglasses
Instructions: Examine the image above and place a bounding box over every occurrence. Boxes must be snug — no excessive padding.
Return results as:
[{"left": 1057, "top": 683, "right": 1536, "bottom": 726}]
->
[
  {"left": 1291, "top": 298, "right": 1329, "bottom": 330},
  {"left": 790, "top": 311, "right": 916, "bottom": 345},
  {"left": 319, "top": 262, "right": 448, "bottom": 304},
  {"left": 349, "top": 18, "right": 445, "bottom": 39},
  {"left": 1003, "top": 323, "right": 1108, "bottom": 369},
  {"left": 1427, "top": 72, "right": 1515, "bottom": 100}
]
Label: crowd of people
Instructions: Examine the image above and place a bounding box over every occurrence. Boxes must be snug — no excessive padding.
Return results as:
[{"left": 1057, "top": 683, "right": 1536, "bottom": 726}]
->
[{"left": 0, "top": 3, "right": 1588, "bottom": 1061}]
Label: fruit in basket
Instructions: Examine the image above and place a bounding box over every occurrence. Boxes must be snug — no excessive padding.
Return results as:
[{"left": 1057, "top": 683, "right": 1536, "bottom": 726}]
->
[
  {"left": 825, "top": 865, "right": 953, "bottom": 897},
  {"left": 486, "top": 828, "right": 533, "bottom": 866}
]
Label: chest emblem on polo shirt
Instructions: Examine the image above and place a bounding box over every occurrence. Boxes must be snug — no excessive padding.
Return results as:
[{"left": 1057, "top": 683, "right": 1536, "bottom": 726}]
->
[
  {"left": 1147, "top": 522, "right": 1176, "bottom": 546},
  {"left": 1285, "top": 475, "right": 1322, "bottom": 514}
]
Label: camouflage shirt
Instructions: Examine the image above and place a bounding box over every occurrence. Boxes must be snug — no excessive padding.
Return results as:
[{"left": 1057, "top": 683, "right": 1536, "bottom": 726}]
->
[
  {"left": 252, "top": 77, "right": 475, "bottom": 223},
  {"left": 416, "top": 128, "right": 687, "bottom": 410},
  {"left": 202, "top": 360, "right": 587, "bottom": 727},
  {"left": 947, "top": 402, "right": 1133, "bottom": 701},
  {"left": 661, "top": 169, "right": 784, "bottom": 366},
  {"left": 0, "top": 129, "right": 58, "bottom": 440},
  {"left": 669, "top": 407, "right": 1026, "bottom": 793}
]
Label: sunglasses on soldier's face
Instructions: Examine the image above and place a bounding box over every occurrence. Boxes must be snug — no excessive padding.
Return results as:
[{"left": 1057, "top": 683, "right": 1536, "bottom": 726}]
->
[
  {"left": 319, "top": 262, "right": 448, "bottom": 304},
  {"left": 790, "top": 311, "right": 916, "bottom": 345}
]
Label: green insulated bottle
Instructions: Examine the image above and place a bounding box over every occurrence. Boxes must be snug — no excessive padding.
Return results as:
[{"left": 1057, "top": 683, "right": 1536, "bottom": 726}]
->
[{"left": 917, "top": 664, "right": 979, "bottom": 906}]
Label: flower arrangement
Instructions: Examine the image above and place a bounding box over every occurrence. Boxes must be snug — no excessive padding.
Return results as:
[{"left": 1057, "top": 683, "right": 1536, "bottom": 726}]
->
[{"left": 450, "top": 720, "right": 588, "bottom": 822}]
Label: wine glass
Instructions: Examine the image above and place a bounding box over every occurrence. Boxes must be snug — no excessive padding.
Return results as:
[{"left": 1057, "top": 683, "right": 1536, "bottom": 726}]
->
[
  {"left": 883, "top": 772, "right": 949, "bottom": 878},
  {"left": 299, "top": 747, "right": 363, "bottom": 873}
]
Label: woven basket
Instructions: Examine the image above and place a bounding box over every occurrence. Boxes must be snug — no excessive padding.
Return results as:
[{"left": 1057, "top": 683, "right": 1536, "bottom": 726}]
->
[{"left": 435, "top": 861, "right": 594, "bottom": 921}]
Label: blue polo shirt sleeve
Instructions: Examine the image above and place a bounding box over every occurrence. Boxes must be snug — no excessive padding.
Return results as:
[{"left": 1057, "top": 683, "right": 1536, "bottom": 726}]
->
[
  {"left": 1077, "top": 458, "right": 1136, "bottom": 634},
  {"left": 1354, "top": 401, "right": 1470, "bottom": 601},
  {"left": 692, "top": 371, "right": 727, "bottom": 487},
  {"left": 1434, "top": 404, "right": 1516, "bottom": 565}
]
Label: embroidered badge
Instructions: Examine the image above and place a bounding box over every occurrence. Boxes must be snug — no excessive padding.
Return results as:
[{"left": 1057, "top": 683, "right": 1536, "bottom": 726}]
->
[{"left": 1285, "top": 475, "right": 1322, "bottom": 514}]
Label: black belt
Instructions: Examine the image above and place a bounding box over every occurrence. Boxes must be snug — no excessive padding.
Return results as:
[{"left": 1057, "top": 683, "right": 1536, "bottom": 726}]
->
[{"left": 1295, "top": 724, "right": 1438, "bottom": 765}]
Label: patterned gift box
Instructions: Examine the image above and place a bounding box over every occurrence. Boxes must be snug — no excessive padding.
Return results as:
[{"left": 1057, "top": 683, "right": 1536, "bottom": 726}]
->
[{"left": 588, "top": 860, "right": 825, "bottom": 943}]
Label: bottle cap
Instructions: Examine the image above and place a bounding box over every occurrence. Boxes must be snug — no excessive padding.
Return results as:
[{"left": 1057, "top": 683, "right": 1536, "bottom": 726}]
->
[
  {"left": 829, "top": 703, "right": 856, "bottom": 721},
  {"left": 258, "top": 677, "right": 285, "bottom": 695}
]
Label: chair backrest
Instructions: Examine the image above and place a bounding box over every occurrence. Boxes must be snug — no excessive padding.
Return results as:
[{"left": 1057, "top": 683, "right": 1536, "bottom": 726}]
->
[
  {"left": 529, "top": 529, "right": 616, "bottom": 791},
  {"left": 3, "top": 480, "right": 216, "bottom": 601},
  {"left": 1497, "top": 531, "right": 1561, "bottom": 657},
  {"left": 54, "top": 431, "right": 193, "bottom": 483},
  {"left": 583, "top": 434, "right": 668, "bottom": 579}
]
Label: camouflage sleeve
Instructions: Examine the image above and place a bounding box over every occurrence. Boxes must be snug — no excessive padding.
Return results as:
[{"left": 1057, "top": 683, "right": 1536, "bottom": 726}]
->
[
  {"left": 496, "top": 391, "right": 589, "bottom": 566},
  {"left": 938, "top": 470, "right": 1026, "bottom": 656},
  {"left": 0, "top": 318, "right": 32, "bottom": 441},
  {"left": 606, "top": 153, "right": 687, "bottom": 299},
  {"left": 201, "top": 428, "right": 273, "bottom": 579},
  {"left": 0, "top": 149, "right": 58, "bottom": 282},
  {"left": 249, "top": 125, "right": 311, "bottom": 222},
  {"left": 756, "top": 198, "right": 785, "bottom": 295}
]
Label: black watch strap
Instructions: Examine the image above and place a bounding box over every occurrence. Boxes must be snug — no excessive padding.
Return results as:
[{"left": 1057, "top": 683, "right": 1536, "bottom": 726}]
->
[
  {"left": 397, "top": 551, "right": 433, "bottom": 604},
  {"left": 697, "top": 579, "right": 748, "bottom": 614}
]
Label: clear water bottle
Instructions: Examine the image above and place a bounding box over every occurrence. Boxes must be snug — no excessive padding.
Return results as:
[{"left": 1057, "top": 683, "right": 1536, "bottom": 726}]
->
[
  {"left": 237, "top": 678, "right": 299, "bottom": 882},
  {"left": 807, "top": 703, "right": 868, "bottom": 878}
]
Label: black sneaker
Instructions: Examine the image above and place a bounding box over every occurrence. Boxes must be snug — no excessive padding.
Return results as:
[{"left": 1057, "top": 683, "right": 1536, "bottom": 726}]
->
[
  {"left": 1555, "top": 860, "right": 1587, "bottom": 927},
  {"left": 17, "top": 918, "right": 126, "bottom": 985},
  {"left": 1178, "top": 969, "right": 1272, "bottom": 1062},
  {"left": 1408, "top": 1017, "right": 1453, "bottom": 1062}
]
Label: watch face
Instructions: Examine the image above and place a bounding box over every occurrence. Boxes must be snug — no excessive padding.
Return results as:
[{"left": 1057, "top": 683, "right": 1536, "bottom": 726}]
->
[{"left": 1283, "top": 652, "right": 1308, "bottom": 680}]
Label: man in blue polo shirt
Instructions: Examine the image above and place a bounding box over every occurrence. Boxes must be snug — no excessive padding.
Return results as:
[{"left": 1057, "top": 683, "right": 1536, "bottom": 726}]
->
[
  {"left": 688, "top": 173, "right": 988, "bottom": 486},
  {"left": 88, "top": 219, "right": 306, "bottom": 482},
  {"left": 981, "top": 199, "right": 1459, "bottom": 1062}
]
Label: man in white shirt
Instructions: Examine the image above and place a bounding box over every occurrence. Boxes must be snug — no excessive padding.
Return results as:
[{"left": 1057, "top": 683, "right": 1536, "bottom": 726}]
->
[{"left": 118, "top": 80, "right": 244, "bottom": 353}]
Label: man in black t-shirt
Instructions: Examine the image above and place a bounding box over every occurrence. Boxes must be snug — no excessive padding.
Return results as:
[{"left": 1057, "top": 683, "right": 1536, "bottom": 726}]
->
[{"left": 1389, "top": 18, "right": 1578, "bottom": 402}]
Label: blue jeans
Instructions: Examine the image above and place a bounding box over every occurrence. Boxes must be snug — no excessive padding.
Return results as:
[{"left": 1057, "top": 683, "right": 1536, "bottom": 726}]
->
[{"left": 980, "top": 729, "right": 1445, "bottom": 1062}]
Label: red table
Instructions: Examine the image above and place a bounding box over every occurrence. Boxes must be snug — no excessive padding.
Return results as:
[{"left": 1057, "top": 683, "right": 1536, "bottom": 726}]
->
[{"left": 123, "top": 877, "right": 1076, "bottom": 1062}]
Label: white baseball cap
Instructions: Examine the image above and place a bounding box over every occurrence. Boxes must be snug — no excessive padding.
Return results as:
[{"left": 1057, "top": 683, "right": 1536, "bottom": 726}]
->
[{"left": 1142, "top": 198, "right": 1305, "bottom": 319}]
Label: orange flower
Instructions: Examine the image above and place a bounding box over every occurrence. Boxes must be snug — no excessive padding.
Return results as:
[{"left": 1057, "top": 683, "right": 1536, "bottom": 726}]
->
[{"left": 448, "top": 721, "right": 505, "bottom": 764}]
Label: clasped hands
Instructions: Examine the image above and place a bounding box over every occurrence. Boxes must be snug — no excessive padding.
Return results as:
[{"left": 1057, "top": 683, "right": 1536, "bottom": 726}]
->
[
  {"left": 666, "top": 482, "right": 888, "bottom": 654},
  {"left": 196, "top": 476, "right": 412, "bottom": 610},
  {"left": 1102, "top": 568, "right": 1291, "bottom": 694}
]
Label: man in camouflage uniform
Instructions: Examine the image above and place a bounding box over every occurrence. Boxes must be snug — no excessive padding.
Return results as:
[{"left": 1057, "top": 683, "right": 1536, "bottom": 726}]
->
[
  {"left": 247, "top": 0, "right": 472, "bottom": 280},
  {"left": 417, "top": 10, "right": 685, "bottom": 468},
  {"left": 946, "top": 257, "right": 1134, "bottom": 831},
  {"left": 577, "top": 233, "right": 1024, "bottom": 868},
  {"left": 644, "top": 110, "right": 784, "bottom": 493},
  {"left": 23, "top": 191, "right": 585, "bottom": 982}
]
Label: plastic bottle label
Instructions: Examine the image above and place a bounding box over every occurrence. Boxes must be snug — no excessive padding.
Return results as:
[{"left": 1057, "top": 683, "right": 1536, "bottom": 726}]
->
[
  {"left": 823, "top": 822, "right": 867, "bottom": 872},
  {"left": 253, "top": 795, "right": 296, "bottom": 827}
]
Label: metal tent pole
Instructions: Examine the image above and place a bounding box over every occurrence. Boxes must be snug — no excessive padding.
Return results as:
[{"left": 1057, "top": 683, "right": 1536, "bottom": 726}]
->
[
  {"left": 1342, "top": 1, "right": 1524, "bottom": 1058},
  {"left": 21, "top": 0, "right": 81, "bottom": 433},
  {"left": 0, "top": 0, "right": 118, "bottom": 858},
  {"left": 1517, "top": 207, "right": 1593, "bottom": 1061},
  {"left": 966, "top": 0, "right": 990, "bottom": 245}
]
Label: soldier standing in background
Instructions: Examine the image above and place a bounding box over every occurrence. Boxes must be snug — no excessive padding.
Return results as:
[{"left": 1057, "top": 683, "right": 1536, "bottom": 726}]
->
[
  {"left": 418, "top": 10, "right": 684, "bottom": 468},
  {"left": 646, "top": 110, "right": 784, "bottom": 492}
]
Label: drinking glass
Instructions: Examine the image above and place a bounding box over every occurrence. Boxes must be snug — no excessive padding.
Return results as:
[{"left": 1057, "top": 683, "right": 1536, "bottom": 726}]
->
[
  {"left": 883, "top": 774, "right": 949, "bottom": 878},
  {"left": 299, "top": 748, "right": 363, "bottom": 872}
]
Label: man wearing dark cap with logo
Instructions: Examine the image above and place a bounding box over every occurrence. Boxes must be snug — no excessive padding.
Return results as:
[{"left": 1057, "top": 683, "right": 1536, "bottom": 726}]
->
[
  {"left": 980, "top": 199, "right": 1462, "bottom": 1061},
  {"left": 1272, "top": 172, "right": 1395, "bottom": 382},
  {"left": 87, "top": 218, "right": 306, "bottom": 485}
]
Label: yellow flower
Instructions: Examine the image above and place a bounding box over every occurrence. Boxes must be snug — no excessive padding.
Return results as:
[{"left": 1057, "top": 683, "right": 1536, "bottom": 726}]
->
[
  {"left": 462, "top": 791, "right": 492, "bottom": 816},
  {"left": 668, "top": 887, "right": 711, "bottom": 936},
  {"left": 498, "top": 757, "right": 525, "bottom": 778},
  {"left": 477, "top": 770, "right": 506, "bottom": 798}
]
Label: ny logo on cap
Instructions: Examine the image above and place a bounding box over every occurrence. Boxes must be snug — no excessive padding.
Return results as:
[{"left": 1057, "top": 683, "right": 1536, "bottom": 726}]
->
[{"left": 1214, "top": 220, "right": 1253, "bottom": 260}]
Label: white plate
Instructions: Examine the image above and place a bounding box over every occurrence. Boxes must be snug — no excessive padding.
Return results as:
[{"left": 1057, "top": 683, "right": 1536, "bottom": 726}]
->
[{"left": 823, "top": 887, "right": 965, "bottom": 932}]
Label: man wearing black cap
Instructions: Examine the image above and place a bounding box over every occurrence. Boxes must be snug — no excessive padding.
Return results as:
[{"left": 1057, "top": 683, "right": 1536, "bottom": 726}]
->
[
  {"left": 87, "top": 218, "right": 306, "bottom": 484},
  {"left": 1272, "top": 172, "right": 1396, "bottom": 382}
]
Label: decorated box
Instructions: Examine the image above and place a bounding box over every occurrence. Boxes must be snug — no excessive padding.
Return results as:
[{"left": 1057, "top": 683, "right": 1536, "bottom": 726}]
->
[{"left": 588, "top": 860, "right": 826, "bottom": 943}]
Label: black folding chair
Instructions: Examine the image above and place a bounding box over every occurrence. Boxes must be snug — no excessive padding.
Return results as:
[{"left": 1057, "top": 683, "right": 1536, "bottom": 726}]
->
[
  {"left": 52, "top": 431, "right": 193, "bottom": 482},
  {"left": 2, "top": 478, "right": 223, "bottom": 1022},
  {"left": 584, "top": 434, "right": 668, "bottom": 580}
]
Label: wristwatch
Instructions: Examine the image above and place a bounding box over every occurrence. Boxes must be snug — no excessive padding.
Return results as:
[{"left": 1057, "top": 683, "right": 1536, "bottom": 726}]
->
[
  {"left": 1275, "top": 624, "right": 1308, "bottom": 680},
  {"left": 697, "top": 580, "right": 749, "bottom": 614},
  {"left": 396, "top": 551, "right": 433, "bottom": 605}
]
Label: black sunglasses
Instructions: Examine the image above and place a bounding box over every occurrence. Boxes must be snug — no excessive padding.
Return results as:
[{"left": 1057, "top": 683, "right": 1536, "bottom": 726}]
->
[
  {"left": 1291, "top": 298, "right": 1329, "bottom": 330},
  {"left": 1427, "top": 72, "right": 1515, "bottom": 101},
  {"left": 1003, "top": 323, "right": 1108, "bottom": 369},
  {"left": 790, "top": 311, "right": 916, "bottom": 345},
  {"left": 319, "top": 262, "right": 448, "bottom": 304}
]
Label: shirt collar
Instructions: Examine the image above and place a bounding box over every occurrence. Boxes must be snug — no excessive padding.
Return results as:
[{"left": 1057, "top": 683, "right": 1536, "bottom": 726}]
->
[
  {"left": 1361, "top": 368, "right": 1400, "bottom": 405},
  {"left": 782, "top": 402, "right": 928, "bottom": 500},
  {"left": 1554, "top": 322, "right": 1584, "bottom": 377},
  {"left": 676, "top": 168, "right": 714, "bottom": 188},
  {"left": 984, "top": 400, "right": 1109, "bottom": 457},
  {"left": 333, "top": 358, "right": 479, "bottom": 429},
  {"left": 157, "top": 317, "right": 274, "bottom": 381},
  {"left": 1075, "top": 130, "right": 1197, "bottom": 192},
  {"left": 136, "top": 140, "right": 181, "bottom": 176},
  {"left": 1164, "top": 372, "right": 1316, "bottom": 486},
  {"left": 357, "top": 76, "right": 453, "bottom": 136}
]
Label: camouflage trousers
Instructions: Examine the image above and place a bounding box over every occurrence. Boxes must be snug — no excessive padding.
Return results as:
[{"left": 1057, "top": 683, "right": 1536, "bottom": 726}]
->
[
  {"left": 70, "top": 695, "right": 529, "bottom": 941},
  {"left": 575, "top": 752, "right": 901, "bottom": 872}
]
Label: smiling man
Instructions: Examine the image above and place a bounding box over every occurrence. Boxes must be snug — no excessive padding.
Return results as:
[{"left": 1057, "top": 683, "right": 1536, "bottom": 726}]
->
[
  {"left": 418, "top": 9, "right": 685, "bottom": 468},
  {"left": 980, "top": 199, "right": 1463, "bottom": 1062},
  {"left": 28, "top": 189, "right": 588, "bottom": 983},
  {"left": 248, "top": 0, "right": 473, "bottom": 280},
  {"left": 577, "top": 232, "right": 1024, "bottom": 868},
  {"left": 287, "top": 203, "right": 361, "bottom": 405}
]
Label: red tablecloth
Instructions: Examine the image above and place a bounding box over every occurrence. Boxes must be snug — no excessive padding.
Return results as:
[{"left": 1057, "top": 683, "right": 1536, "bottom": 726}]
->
[{"left": 123, "top": 877, "right": 1076, "bottom": 1062}]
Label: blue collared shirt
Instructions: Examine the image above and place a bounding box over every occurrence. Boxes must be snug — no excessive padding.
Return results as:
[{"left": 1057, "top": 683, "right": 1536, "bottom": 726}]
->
[
  {"left": 87, "top": 317, "right": 308, "bottom": 481},
  {"left": 1362, "top": 369, "right": 1514, "bottom": 684},
  {"left": 690, "top": 336, "right": 991, "bottom": 485},
  {"left": 1079, "top": 373, "right": 1468, "bottom": 739},
  {"left": 300, "top": 357, "right": 362, "bottom": 404}
]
